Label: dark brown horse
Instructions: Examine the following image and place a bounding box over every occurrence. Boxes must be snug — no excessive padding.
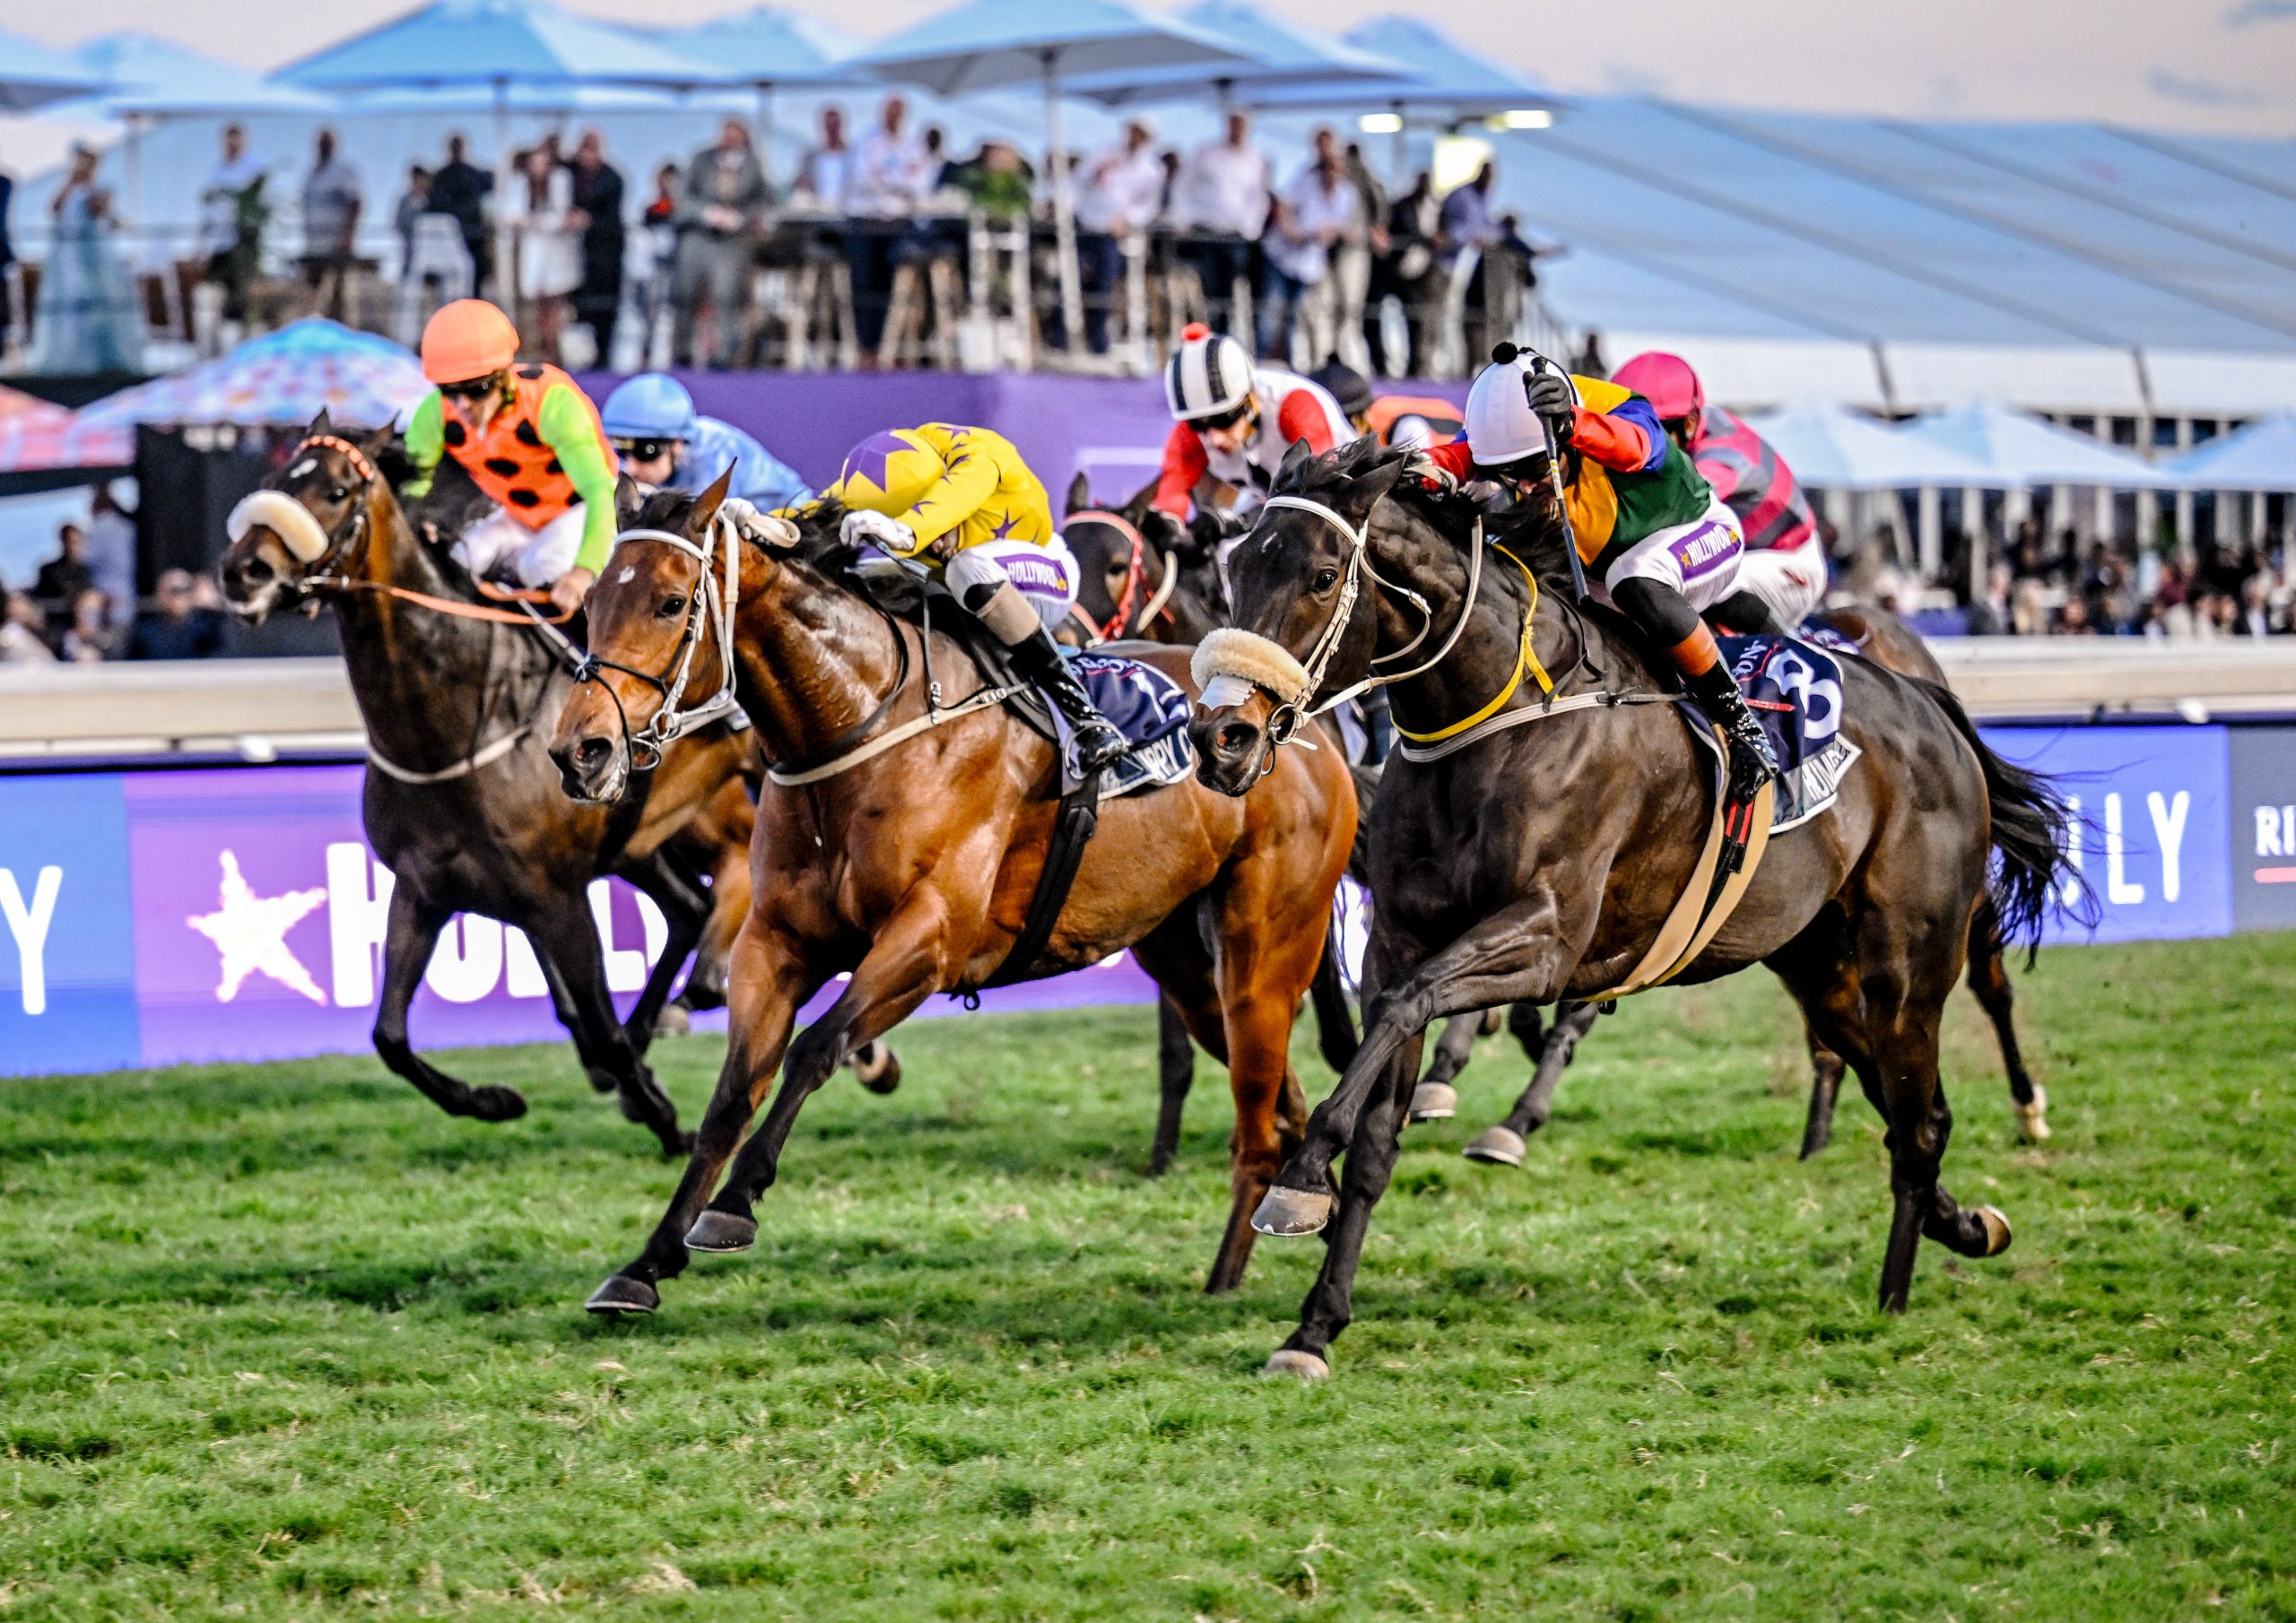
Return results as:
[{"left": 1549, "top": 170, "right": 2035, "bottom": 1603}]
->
[
  {"left": 215, "top": 418, "right": 758, "bottom": 1152},
  {"left": 1189, "top": 439, "right": 2080, "bottom": 1376},
  {"left": 554, "top": 478, "right": 1358, "bottom": 1315}
]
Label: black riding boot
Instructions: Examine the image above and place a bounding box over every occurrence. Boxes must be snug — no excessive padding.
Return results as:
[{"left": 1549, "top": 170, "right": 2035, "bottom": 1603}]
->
[
  {"left": 1682, "top": 659, "right": 1781, "bottom": 802},
  {"left": 1010, "top": 625, "right": 1128, "bottom": 772}
]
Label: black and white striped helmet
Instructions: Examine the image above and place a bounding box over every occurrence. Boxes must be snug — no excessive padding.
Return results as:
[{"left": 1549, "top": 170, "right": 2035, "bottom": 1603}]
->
[{"left": 1165, "top": 322, "right": 1253, "bottom": 422}]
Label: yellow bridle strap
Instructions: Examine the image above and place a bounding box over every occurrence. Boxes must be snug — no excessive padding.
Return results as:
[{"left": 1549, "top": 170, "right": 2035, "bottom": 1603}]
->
[{"left": 1394, "top": 542, "right": 1555, "bottom": 745}]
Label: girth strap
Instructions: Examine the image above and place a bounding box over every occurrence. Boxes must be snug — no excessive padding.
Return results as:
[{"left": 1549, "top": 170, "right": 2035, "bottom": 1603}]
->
[{"left": 969, "top": 763, "right": 1107, "bottom": 998}]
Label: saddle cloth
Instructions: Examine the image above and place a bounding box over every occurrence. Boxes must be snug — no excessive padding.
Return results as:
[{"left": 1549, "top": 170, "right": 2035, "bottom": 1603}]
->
[
  {"left": 1714, "top": 633, "right": 1862, "bottom": 835},
  {"left": 1795, "top": 618, "right": 1864, "bottom": 659},
  {"left": 1051, "top": 651, "right": 1196, "bottom": 799}
]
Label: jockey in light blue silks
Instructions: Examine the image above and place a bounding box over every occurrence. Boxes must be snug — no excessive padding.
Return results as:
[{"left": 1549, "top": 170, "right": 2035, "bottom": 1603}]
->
[{"left": 600, "top": 373, "right": 813, "bottom": 511}]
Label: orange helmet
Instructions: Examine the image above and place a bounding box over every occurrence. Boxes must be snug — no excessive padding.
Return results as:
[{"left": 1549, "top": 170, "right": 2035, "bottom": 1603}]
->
[{"left": 420, "top": 299, "right": 519, "bottom": 386}]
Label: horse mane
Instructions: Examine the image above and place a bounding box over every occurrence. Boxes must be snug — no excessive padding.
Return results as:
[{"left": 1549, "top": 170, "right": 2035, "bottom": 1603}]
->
[
  {"left": 625, "top": 485, "right": 900, "bottom": 603},
  {"left": 1281, "top": 436, "right": 1581, "bottom": 594}
]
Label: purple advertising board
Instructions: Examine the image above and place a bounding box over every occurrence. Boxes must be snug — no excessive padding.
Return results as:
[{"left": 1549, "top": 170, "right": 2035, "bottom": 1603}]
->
[{"left": 0, "top": 718, "right": 2277, "bottom": 1080}]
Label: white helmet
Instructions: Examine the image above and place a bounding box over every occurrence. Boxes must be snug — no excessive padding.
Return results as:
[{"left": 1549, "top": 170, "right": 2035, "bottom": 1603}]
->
[
  {"left": 1464, "top": 343, "right": 1574, "bottom": 471},
  {"left": 1165, "top": 322, "right": 1254, "bottom": 422}
]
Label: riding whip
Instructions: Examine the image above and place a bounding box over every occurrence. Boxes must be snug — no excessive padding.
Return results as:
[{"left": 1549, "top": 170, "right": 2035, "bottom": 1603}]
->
[{"left": 1529, "top": 354, "right": 1591, "bottom": 603}]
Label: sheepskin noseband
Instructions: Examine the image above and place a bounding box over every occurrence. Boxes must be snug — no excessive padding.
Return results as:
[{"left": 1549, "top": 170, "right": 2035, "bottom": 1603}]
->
[
  {"left": 1193, "top": 627, "right": 1311, "bottom": 709},
  {"left": 227, "top": 489, "right": 335, "bottom": 564}
]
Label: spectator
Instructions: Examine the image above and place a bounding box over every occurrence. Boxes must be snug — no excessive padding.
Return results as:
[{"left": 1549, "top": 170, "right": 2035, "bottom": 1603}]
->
[
  {"left": 634, "top": 162, "right": 681, "bottom": 360},
  {"left": 299, "top": 128, "right": 364, "bottom": 322},
  {"left": 1438, "top": 161, "right": 1503, "bottom": 260},
  {"left": 60, "top": 587, "right": 117, "bottom": 662},
  {"left": 1072, "top": 119, "right": 1162, "bottom": 354},
  {"left": 1257, "top": 129, "right": 1360, "bottom": 364},
  {"left": 1572, "top": 329, "right": 1609, "bottom": 380},
  {"left": 921, "top": 126, "right": 952, "bottom": 191},
  {"left": 568, "top": 129, "right": 626, "bottom": 365},
  {"left": 1965, "top": 561, "right": 2014, "bottom": 636},
  {"left": 393, "top": 164, "right": 433, "bottom": 271},
  {"left": 124, "top": 570, "right": 224, "bottom": 660},
  {"left": 673, "top": 120, "right": 767, "bottom": 369},
  {"left": 29, "top": 147, "right": 142, "bottom": 375},
  {"left": 2053, "top": 595, "right": 2095, "bottom": 637},
  {"left": 428, "top": 134, "right": 494, "bottom": 296},
  {"left": 33, "top": 523, "right": 94, "bottom": 629},
  {"left": 509, "top": 144, "right": 581, "bottom": 363},
  {"left": 1173, "top": 112, "right": 1270, "bottom": 339},
  {"left": 0, "top": 143, "right": 14, "bottom": 356},
  {"left": 2238, "top": 572, "right": 2280, "bottom": 637},
  {"left": 196, "top": 125, "right": 267, "bottom": 337},
  {"left": 1333, "top": 141, "right": 1381, "bottom": 371},
  {"left": 1364, "top": 170, "right": 1439, "bottom": 378},
  {"left": 846, "top": 97, "right": 931, "bottom": 364},
  {"left": 793, "top": 107, "right": 851, "bottom": 205},
  {"left": 947, "top": 139, "right": 1032, "bottom": 222},
  {"left": 0, "top": 591, "right": 54, "bottom": 664},
  {"left": 83, "top": 484, "right": 136, "bottom": 612}
]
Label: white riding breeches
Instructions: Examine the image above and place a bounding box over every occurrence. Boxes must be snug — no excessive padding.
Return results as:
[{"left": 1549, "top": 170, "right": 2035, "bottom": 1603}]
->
[
  {"left": 1596, "top": 493, "right": 1745, "bottom": 615},
  {"left": 943, "top": 537, "right": 1080, "bottom": 633},
  {"left": 452, "top": 502, "right": 587, "bottom": 587},
  {"left": 1730, "top": 531, "right": 1830, "bottom": 629}
]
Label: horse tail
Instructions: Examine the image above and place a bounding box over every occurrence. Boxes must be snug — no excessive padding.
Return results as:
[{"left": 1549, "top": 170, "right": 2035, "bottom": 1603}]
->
[{"left": 1907, "top": 676, "right": 2095, "bottom": 958}]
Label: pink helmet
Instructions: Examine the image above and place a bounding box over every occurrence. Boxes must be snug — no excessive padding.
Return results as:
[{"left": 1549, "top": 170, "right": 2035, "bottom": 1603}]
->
[{"left": 1612, "top": 351, "right": 1704, "bottom": 423}]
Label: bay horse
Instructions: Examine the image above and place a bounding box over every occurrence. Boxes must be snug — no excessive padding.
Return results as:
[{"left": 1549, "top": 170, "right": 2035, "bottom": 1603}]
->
[
  {"left": 1189, "top": 438, "right": 2081, "bottom": 1376},
  {"left": 1064, "top": 480, "right": 2048, "bottom": 1161},
  {"left": 553, "top": 476, "right": 1357, "bottom": 1315},
  {"left": 217, "top": 414, "right": 757, "bottom": 1152}
]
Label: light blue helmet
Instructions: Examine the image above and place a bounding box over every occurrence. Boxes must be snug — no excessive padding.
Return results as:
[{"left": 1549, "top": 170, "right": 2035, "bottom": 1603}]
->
[{"left": 600, "top": 374, "right": 698, "bottom": 442}]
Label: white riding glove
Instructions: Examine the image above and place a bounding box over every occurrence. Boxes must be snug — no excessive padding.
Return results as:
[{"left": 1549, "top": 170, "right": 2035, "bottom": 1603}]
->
[{"left": 839, "top": 508, "right": 918, "bottom": 557}]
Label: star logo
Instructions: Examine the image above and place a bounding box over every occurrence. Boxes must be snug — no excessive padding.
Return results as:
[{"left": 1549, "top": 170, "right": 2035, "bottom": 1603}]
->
[{"left": 187, "top": 851, "right": 330, "bottom": 1005}]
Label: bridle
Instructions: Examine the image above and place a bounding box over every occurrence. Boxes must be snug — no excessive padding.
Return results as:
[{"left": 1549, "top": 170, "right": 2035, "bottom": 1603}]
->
[
  {"left": 572, "top": 510, "right": 747, "bottom": 770},
  {"left": 1070, "top": 508, "right": 1180, "bottom": 641}
]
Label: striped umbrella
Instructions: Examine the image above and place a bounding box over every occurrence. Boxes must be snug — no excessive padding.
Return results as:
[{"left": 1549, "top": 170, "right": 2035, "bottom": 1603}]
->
[
  {"left": 74, "top": 319, "right": 430, "bottom": 432},
  {"left": 0, "top": 386, "right": 134, "bottom": 473}
]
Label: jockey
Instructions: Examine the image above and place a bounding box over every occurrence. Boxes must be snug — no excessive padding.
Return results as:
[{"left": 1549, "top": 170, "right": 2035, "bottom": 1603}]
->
[
  {"left": 1153, "top": 324, "right": 1352, "bottom": 531},
  {"left": 599, "top": 373, "right": 813, "bottom": 511},
  {"left": 1612, "top": 351, "right": 1826, "bottom": 634},
  {"left": 816, "top": 423, "right": 1126, "bottom": 772},
  {"left": 402, "top": 299, "right": 619, "bottom": 615},
  {"left": 1421, "top": 343, "right": 1779, "bottom": 796},
  {"left": 1310, "top": 360, "right": 1465, "bottom": 451}
]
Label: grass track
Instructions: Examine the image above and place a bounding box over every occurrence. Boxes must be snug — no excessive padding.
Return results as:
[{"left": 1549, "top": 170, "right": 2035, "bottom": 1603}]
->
[{"left": 2, "top": 933, "right": 2292, "bottom": 1619}]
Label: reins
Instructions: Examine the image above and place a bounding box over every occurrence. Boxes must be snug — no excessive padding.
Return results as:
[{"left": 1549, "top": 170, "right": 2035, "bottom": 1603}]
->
[
  {"left": 1071, "top": 508, "right": 1180, "bottom": 642},
  {"left": 571, "top": 513, "right": 746, "bottom": 769}
]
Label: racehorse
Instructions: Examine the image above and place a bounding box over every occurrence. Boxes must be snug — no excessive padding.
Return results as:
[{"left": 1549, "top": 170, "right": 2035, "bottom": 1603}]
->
[
  {"left": 1188, "top": 438, "right": 2080, "bottom": 1376},
  {"left": 217, "top": 414, "right": 756, "bottom": 1152},
  {"left": 553, "top": 475, "right": 1358, "bottom": 1315},
  {"left": 1063, "top": 480, "right": 2048, "bottom": 1162}
]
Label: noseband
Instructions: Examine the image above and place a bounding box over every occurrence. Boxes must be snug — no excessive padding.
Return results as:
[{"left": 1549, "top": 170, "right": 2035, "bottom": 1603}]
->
[
  {"left": 227, "top": 433, "right": 379, "bottom": 585},
  {"left": 574, "top": 512, "right": 747, "bottom": 769}
]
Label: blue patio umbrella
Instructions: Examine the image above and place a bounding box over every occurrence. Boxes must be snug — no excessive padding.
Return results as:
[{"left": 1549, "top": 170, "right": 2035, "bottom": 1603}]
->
[
  {"left": 1064, "top": 1, "right": 1390, "bottom": 111},
  {"left": 649, "top": 8, "right": 873, "bottom": 181},
  {"left": 0, "top": 26, "right": 108, "bottom": 112},
  {"left": 853, "top": 0, "right": 1257, "bottom": 351},
  {"left": 65, "top": 34, "right": 330, "bottom": 117},
  {"left": 2162, "top": 411, "right": 2296, "bottom": 493}
]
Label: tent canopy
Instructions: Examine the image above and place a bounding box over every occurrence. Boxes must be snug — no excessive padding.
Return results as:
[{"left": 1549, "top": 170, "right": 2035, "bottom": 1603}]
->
[
  {"left": 2162, "top": 411, "right": 2296, "bottom": 493},
  {"left": 0, "top": 26, "right": 109, "bottom": 112},
  {"left": 60, "top": 33, "right": 329, "bottom": 117},
  {"left": 852, "top": 0, "right": 1255, "bottom": 98},
  {"left": 1893, "top": 400, "right": 2176, "bottom": 489},
  {"left": 277, "top": 0, "right": 710, "bottom": 91},
  {"left": 1737, "top": 401, "right": 1996, "bottom": 490},
  {"left": 653, "top": 8, "right": 868, "bottom": 87},
  {"left": 1064, "top": 1, "right": 1390, "bottom": 108},
  {"left": 1240, "top": 14, "right": 1559, "bottom": 117},
  {"left": 75, "top": 320, "right": 429, "bottom": 431}
]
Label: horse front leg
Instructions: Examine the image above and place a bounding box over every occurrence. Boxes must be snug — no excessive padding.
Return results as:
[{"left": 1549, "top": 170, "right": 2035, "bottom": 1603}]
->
[
  {"left": 587, "top": 918, "right": 821, "bottom": 1315},
  {"left": 687, "top": 892, "right": 958, "bottom": 1251},
  {"left": 1256, "top": 897, "right": 1573, "bottom": 1238},
  {"left": 1465, "top": 1000, "right": 1601, "bottom": 1167},
  {"left": 527, "top": 890, "right": 686, "bottom": 1157},
  {"left": 1150, "top": 995, "right": 1196, "bottom": 1177},
  {"left": 1405, "top": 1011, "right": 1486, "bottom": 1122},
  {"left": 615, "top": 847, "right": 709, "bottom": 1054},
  {"left": 371, "top": 885, "right": 526, "bottom": 1122}
]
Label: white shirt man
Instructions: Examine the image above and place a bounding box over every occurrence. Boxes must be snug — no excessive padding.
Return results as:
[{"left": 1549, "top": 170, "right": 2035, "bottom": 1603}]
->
[
  {"left": 198, "top": 126, "right": 266, "bottom": 257},
  {"left": 1076, "top": 125, "right": 1164, "bottom": 236},
  {"left": 1177, "top": 119, "right": 1271, "bottom": 239},
  {"left": 848, "top": 98, "right": 931, "bottom": 220},
  {"left": 1264, "top": 161, "right": 1360, "bottom": 287}
]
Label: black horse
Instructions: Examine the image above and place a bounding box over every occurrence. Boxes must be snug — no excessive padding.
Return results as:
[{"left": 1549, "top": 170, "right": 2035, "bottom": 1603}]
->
[{"left": 1190, "top": 439, "right": 2083, "bottom": 1376}]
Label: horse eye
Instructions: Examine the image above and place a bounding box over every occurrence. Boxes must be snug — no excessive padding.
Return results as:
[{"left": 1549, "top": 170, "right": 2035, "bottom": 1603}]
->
[
  {"left": 657, "top": 595, "right": 687, "bottom": 619},
  {"left": 1106, "top": 564, "right": 1127, "bottom": 583},
  {"left": 1312, "top": 568, "right": 1341, "bottom": 593},
  {"left": 328, "top": 484, "right": 349, "bottom": 502}
]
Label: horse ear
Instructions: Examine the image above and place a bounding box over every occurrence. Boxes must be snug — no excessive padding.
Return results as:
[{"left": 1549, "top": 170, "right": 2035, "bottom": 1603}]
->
[
  {"left": 688, "top": 464, "right": 735, "bottom": 535},
  {"left": 1352, "top": 449, "right": 1411, "bottom": 512},
  {"left": 1276, "top": 436, "right": 1315, "bottom": 491},
  {"left": 308, "top": 406, "right": 334, "bottom": 439},
  {"left": 1119, "top": 472, "right": 1161, "bottom": 525},
  {"left": 1065, "top": 469, "right": 1092, "bottom": 517},
  {"left": 614, "top": 471, "right": 641, "bottom": 525}
]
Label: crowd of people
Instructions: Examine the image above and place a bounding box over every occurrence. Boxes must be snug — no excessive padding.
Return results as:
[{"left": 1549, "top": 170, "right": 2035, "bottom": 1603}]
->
[
  {"left": 0, "top": 487, "right": 227, "bottom": 664},
  {"left": 1959, "top": 522, "right": 2292, "bottom": 638}
]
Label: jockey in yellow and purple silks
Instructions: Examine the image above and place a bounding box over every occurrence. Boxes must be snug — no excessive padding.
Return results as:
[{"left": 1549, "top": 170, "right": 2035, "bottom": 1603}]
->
[{"left": 814, "top": 423, "right": 1126, "bottom": 770}]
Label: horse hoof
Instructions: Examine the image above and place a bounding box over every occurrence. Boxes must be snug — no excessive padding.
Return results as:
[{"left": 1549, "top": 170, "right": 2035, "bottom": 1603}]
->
[
  {"left": 1975, "top": 1205, "right": 2014, "bottom": 1257},
  {"left": 1251, "top": 1185, "right": 1334, "bottom": 1237},
  {"left": 2014, "top": 1085, "right": 2050, "bottom": 1143},
  {"left": 1262, "top": 1349, "right": 1331, "bottom": 1380},
  {"left": 852, "top": 1044, "right": 902, "bottom": 1095},
  {"left": 1408, "top": 1081, "right": 1457, "bottom": 1122},
  {"left": 684, "top": 1209, "right": 758, "bottom": 1253},
  {"left": 471, "top": 1086, "right": 527, "bottom": 1122},
  {"left": 654, "top": 1003, "right": 691, "bottom": 1039},
  {"left": 1461, "top": 1125, "right": 1526, "bottom": 1167},
  {"left": 585, "top": 1274, "right": 657, "bottom": 1315}
]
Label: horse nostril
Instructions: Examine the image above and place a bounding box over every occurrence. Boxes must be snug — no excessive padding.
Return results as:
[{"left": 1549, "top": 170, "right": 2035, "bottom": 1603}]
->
[
  {"left": 1217, "top": 721, "right": 1259, "bottom": 757},
  {"left": 574, "top": 735, "right": 612, "bottom": 770},
  {"left": 243, "top": 559, "right": 273, "bottom": 585}
]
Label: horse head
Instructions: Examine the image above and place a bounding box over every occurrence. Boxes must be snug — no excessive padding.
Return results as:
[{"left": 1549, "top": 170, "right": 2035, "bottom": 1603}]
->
[
  {"left": 552, "top": 467, "right": 742, "bottom": 805},
  {"left": 1187, "top": 437, "right": 1408, "bottom": 796},
  {"left": 217, "top": 408, "right": 396, "bottom": 625},
  {"left": 1062, "top": 470, "right": 1189, "bottom": 644}
]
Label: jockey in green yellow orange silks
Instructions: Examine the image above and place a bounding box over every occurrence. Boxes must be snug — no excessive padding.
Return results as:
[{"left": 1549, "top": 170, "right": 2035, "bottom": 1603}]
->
[{"left": 810, "top": 424, "right": 1126, "bottom": 772}]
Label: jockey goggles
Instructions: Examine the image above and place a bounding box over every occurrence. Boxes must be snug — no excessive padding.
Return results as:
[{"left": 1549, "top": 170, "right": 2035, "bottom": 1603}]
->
[
  {"left": 1195, "top": 399, "right": 1255, "bottom": 433},
  {"left": 437, "top": 371, "right": 506, "bottom": 401},
  {"left": 613, "top": 437, "right": 679, "bottom": 464}
]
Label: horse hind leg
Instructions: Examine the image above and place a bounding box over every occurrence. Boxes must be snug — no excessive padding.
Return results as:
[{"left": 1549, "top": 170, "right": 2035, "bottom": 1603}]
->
[
  {"left": 1465, "top": 1000, "right": 1600, "bottom": 1167},
  {"left": 532, "top": 893, "right": 688, "bottom": 1157},
  {"left": 1150, "top": 994, "right": 1196, "bottom": 1177},
  {"left": 1966, "top": 897, "right": 2047, "bottom": 1141},
  {"left": 372, "top": 886, "right": 526, "bottom": 1122},
  {"left": 1406, "top": 1011, "right": 1483, "bottom": 1122},
  {"left": 618, "top": 849, "right": 709, "bottom": 1056},
  {"left": 1800, "top": 1027, "right": 1848, "bottom": 1160}
]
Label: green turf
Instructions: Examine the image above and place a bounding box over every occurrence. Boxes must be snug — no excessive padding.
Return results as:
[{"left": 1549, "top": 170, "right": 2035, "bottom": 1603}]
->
[{"left": 1, "top": 933, "right": 2292, "bottom": 1619}]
